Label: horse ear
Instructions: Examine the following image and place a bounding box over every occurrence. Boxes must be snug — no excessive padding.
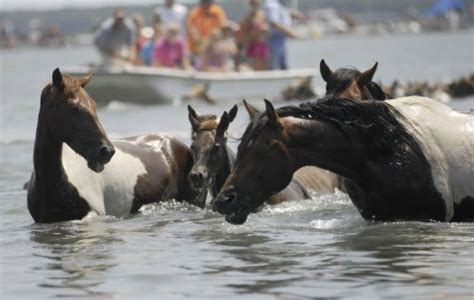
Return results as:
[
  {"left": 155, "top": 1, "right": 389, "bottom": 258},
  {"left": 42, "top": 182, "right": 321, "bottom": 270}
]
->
[
  {"left": 216, "top": 112, "right": 230, "bottom": 137},
  {"left": 242, "top": 99, "right": 260, "bottom": 119},
  {"left": 264, "top": 99, "right": 280, "bottom": 125},
  {"left": 228, "top": 105, "right": 238, "bottom": 123},
  {"left": 79, "top": 73, "right": 93, "bottom": 87},
  {"left": 188, "top": 104, "right": 198, "bottom": 119},
  {"left": 320, "top": 59, "right": 333, "bottom": 82},
  {"left": 52, "top": 68, "right": 64, "bottom": 91},
  {"left": 358, "top": 62, "right": 378, "bottom": 86},
  {"left": 187, "top": 105, "right": 200, "bottom": 130}
]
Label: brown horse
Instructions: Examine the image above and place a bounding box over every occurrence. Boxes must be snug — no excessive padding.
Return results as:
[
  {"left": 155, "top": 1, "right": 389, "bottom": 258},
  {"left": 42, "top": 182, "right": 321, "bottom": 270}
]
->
[
  {"left": 213, "top": 98, "right": 474, "bottom": 224},
  {"left": 28, "top": 68, "right": 201, "bottom": 223},
  {"left": 187, "top": 102, "right": 340, "bottom": 208},
  {"left": 320, "top": 59, "right": 387, "bottom": 101}
]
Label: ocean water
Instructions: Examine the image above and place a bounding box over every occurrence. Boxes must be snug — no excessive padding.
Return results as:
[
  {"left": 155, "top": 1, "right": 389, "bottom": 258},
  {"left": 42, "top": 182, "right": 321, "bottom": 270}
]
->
[{"left": 1, "top": 30, "right": 473, "bottom": 299}]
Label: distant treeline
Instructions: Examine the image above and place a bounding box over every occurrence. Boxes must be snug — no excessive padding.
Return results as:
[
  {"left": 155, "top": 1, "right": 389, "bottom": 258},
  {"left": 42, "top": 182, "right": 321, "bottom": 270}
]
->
[{"left": 2, "top": 0, "right": 474, "bottom": 35}]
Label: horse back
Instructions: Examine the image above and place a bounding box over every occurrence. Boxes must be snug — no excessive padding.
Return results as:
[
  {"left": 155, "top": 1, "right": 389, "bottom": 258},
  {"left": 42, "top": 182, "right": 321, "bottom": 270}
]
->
[
  {"left": 293, "top": 166, "right": 341, "bottom": 194},
  {"left": 117, "top": 133, "right": 192, "bottom": 211},
  {"left": 388, "top": 96, "right": 474, "bottom": 220}
]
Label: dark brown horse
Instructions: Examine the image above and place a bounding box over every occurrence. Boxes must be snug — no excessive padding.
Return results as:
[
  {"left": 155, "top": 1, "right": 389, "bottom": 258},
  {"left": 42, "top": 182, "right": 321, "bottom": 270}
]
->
[
  {"left": 188, "top": 102, "right": 341, "bottom": 209},
  {"left": 28, "top": 68, "right": 201, "bottom": 223},
  {"left": 213, "top": 98, "right": 473, "bottom": 224},
  {"left": 320, "top": 59, "right": 387, "bottom": 100}
]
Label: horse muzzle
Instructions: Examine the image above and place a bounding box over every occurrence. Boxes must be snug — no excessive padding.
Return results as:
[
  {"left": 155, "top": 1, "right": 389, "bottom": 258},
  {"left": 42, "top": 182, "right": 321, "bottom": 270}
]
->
[{"left": 213, "top": 190, "right": 250, "bottom": 225}]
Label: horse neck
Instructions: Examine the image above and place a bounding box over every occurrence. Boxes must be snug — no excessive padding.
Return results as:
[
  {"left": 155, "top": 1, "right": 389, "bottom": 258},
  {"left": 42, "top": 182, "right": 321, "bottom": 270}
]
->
[
  {"left": 210, "top": 145, "right": 235, "bottom": 198},
  {"left": 284, "top": 117, "right": 364, "bottom": 181},
  {"left": 33, "top": 109, "right": 66, "bottom": 190}
]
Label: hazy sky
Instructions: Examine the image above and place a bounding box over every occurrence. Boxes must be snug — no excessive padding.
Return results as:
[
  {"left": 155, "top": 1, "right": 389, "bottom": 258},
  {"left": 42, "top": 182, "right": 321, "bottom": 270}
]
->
[{"left": 1, "top": 0, "right": 183, "bottom": 11}]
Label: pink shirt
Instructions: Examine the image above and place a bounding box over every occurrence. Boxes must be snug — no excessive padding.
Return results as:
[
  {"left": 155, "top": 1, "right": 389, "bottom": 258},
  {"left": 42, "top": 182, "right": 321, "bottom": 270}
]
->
[{"left": 153, "top": 37, "right": 187, "bottom": 68}]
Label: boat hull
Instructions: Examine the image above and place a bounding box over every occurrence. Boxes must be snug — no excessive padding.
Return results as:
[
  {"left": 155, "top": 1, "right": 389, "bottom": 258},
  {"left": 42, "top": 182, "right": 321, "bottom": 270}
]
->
[{"left": 63, "top": 65, "right": 316, "bottom": 105}]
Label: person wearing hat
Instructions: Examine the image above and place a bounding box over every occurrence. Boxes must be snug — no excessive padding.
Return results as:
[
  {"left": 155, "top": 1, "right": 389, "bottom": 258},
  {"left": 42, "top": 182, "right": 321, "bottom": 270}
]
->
[
  {"left": 154, "top": 0, "right": 188, "bottom": 36},
  {"left": 93, "top": 9, "right": 137, "bottom": 64},
  {"left": 187, "top": 0, "right": 227, "bottom": 61}
]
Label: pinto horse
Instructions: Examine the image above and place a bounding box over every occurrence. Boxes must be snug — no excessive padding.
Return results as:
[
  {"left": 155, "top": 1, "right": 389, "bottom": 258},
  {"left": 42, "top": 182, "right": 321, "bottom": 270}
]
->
[
  {"left": 188, "top": 104, "right": 334, "bottom": 207},
  {"left": 213, "top": 98, "right": 473, "bottom": 224},
  {"left": 28, "top": 68, "right": 201, "bottom": 223},
  {"left": 320, "top": 59, "right": 387, "bottom": 101}
]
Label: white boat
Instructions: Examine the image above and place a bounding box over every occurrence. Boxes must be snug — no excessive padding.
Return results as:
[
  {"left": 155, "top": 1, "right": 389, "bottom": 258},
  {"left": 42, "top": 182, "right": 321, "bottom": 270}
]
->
[{"left": 63, "top": 64, "right": 316, "bottom": 105}]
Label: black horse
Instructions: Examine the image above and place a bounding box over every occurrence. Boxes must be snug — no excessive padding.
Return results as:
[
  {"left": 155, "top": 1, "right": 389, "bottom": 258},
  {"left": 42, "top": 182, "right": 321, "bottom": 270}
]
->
[
  {"left": 187, "top": 103, "right": 339, "bottom": 207},
  {"left": 214, "top": 98, "right": 473, "bottom": 224}
]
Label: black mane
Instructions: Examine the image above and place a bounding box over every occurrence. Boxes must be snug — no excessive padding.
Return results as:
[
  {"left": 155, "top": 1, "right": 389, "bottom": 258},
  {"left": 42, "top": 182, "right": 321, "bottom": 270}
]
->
[{"left": 239, "top": 98, "right": 424, "bottom": 162}]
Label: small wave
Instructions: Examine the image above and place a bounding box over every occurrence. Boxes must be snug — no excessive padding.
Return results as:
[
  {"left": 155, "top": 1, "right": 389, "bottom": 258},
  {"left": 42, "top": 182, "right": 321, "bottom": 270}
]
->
[
  {"left": 0, "top": 138, "right": 34, "bottom": 145},
  {"left": 261, "top": 190, "right": 352, "bottom": 216},
  {"left": 310, "top": 218, "right": 347, "bottom": 230},
  {"left": 139, "top": 199, "right": 201, "bottom": 216},
  {"left": 73, "top": 211, "right": 119, "bottom": 224},
  {"left": 102, "top": 101, "right": 142, "bottom": 112}
]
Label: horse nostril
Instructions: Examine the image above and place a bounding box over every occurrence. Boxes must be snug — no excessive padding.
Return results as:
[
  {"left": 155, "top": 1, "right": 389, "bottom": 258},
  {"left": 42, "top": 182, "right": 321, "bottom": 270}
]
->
[
  {"left": 190, "top": 172, "right": 204, "bottom": 188},
  {"left": 224, "top": 192, "right": 237, "bottom": 205},
  {"left": 213, "top": 191, "right": 238, "bottom": 213},
  {"left": 99, "top": 145, "right": 114, "bottom": 161}
]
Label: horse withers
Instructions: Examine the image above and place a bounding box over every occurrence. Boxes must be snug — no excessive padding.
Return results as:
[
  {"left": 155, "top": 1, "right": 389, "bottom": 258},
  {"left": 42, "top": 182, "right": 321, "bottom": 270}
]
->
[
  {"left": 320, "top": 59, "right": 388, "bottom": 101},
  {"left": 28, "top": 68, "right": 201, "bottom": 223},
  {"left": 213, "top": 98, "right": 473, "bottom": 224}
]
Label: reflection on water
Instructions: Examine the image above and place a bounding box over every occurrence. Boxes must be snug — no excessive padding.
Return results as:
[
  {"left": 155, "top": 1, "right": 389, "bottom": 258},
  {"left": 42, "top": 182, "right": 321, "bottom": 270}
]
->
[{"left": 29, "top": 220, "right": 121, "bottom": 298}]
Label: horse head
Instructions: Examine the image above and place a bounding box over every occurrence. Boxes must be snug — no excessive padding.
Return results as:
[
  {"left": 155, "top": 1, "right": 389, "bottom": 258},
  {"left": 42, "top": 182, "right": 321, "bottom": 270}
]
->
[
  {"left": 320, "top": 59, "right": 386, "bottom": 101},
  {"left": 213, "top": 100, "right": 295, "bottom": 224},
  {"left": 188, "top": 105, "right": 238, "bottom": 191},
  {"left": 40, "top": 68, "right": 115, "bottom": 172}
]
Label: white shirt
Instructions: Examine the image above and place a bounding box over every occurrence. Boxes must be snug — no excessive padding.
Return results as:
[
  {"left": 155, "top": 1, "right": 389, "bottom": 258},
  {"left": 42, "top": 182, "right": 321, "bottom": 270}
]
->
[
  {"left": 156, "top": 3, "right": 188, "bottom": 34},
  {"left": 265, "top": 0, "right": 291, "bottom": 38}
]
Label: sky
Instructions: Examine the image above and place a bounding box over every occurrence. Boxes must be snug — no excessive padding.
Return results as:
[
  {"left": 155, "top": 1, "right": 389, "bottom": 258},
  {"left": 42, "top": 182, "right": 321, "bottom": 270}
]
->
[{"left": 1, "top": 0, "right": 199, "bottom": 11}]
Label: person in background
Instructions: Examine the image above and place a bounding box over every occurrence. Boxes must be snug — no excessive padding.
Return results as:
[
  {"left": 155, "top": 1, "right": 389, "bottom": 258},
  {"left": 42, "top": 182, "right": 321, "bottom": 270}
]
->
[
  {"left": 94, "top": 9, "right": 136, "bottom": 64},
  {"left": 187, "top": 0, "right": 227, "bottom": 61},
  {"left": 136, "top": 27, "right": 156, "bottom": 66},
  {"left": 264, "top": 0, "right": 304, "bottom": 70},
  {"left": 195, "top": 28, "right": 233, "bottom": 72},
  {"left": 220, "top": 22, "right": 239, "bottom": 70},
  {"left": 155, "top": 0, "right": 188, "bottom": 36},
  {"left": 240, "top": 0, "right": 269, "bottom": 70},
  {"left": 132, "top": 14, "right": 148, "bottom": 54},
  {"left": 153, "top": 24, "right": 189, "bottom": 69}
]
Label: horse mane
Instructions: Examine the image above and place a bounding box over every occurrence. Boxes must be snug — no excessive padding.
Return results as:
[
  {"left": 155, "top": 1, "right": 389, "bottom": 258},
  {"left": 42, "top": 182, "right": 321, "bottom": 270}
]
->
[
  {"left": 365, "top": 81, "right": 389, "bottom": 100},
  {"left": 239, "top": 98, "right": 424, "bottom": 161}
]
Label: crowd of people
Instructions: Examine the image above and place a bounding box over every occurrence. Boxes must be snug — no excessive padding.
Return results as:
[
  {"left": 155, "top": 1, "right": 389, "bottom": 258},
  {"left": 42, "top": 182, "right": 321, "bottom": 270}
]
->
[{"left": 93, "top": 0, "right": 306, "bottom": 72}]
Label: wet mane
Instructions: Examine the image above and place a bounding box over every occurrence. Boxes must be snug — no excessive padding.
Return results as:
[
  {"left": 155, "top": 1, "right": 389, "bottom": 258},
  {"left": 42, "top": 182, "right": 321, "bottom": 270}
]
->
[{"left": 239, "top": 98, "right": 423, "bottom": 161}]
